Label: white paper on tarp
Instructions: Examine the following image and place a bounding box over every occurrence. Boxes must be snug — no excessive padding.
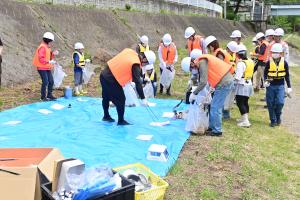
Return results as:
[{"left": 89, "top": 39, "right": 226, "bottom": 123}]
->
[
  {"left": 51, "top": 103, "right": 65, "bottom": 110},
  {"left": 143, "top": 82, "right": 154, "bottom": 98},
  {"left": 38, "top": 109, "right": 53, "bottom": 115},
  {"left": 3, "top": 120, "right": 22, "bottom": 125},
  {"left": 53, "top": 64, "right": 66, "bottom": 88},
  {"left": 150, "top": 121, "right": 170, "bottom": 127},
  {"left": 76, "top": 98, "right": 88, "bottom": 102},
  {"left": 162, "top": 112, "right": 175, "bottom": 118},
  {"left": 136, "top": 135, "right": 153, "bottom": 141},
  {"left": 147, "top": 102, "right": 156, "bottom": 107},
  {"left": 82, "top": 63, "right": 95, "bottom": 84},
  {"left": 123, "top": 82, "right": 140, "bottom": 106},
  {"left": 160, "top": 68, "right": 175, "bottom": 88}
]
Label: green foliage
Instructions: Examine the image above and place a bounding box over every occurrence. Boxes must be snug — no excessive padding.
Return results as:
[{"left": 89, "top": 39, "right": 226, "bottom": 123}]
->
[
  {"left": 271, "top": 16, "right": 292, "bottom": 33},
  {"left": 125, "top": 4, "right": 131, "bottom": 11}
]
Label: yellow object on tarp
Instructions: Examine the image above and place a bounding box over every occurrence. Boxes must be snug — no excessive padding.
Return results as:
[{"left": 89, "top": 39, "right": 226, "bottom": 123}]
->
[{"left": 0, "top": 148, "right": 64, "bottom": 200}]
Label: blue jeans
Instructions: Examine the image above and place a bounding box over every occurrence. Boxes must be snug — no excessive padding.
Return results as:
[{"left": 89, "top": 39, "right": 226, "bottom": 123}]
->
[
  {"left": 266, "top": 84, "right": 285, "bottom": 124},
  {"left": 38, "top": 70, "right": 54, "bottom": 99},
  {"left": 74, "top": 70, "right": 83, "bottom": 86},
  {"left": 209, "top": 81, "right": 234, "bottom": 133}
]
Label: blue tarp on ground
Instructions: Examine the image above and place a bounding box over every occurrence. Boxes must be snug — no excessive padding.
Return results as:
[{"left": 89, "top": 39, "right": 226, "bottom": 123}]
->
[{"left": 0, "top": 97, "right": 189, "bottom": 176}]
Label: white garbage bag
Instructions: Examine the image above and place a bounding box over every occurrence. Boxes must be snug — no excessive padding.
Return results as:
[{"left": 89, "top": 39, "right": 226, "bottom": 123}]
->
[
  {"left": 123, "top": 82, "right": 140, "bottom": 107},
  {"left": 143, "top": 82, "right": 154, "bottom": 98},
  {"left": 83, "top": 63, "right": 95, "bottom": 84},
  {"left": 160, "top": 67, "right": 175, "bottom": 89},
  {"left": 53, "top": 64, "right": 66, "bottom": 88}
]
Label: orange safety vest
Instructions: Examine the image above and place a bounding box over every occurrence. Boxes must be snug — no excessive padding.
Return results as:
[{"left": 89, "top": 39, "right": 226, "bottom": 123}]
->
[
  {"left": 160, "top": 42, "right": 176, "bottom": 65},
  {"left": 195, "top": 54, "right": 232, "bottom": 88},
  {"left": 214, "top": 48, "right": 235, "bottom": 74},
  {"left": 265, "top": 41, "right": 275, "bottom": 62},
  {"left": 187, "top": 35, "right": 203, "bottom": 54},
  {"left": 107, "top": 48, "right": 141, "bottom": 87},
  {"left": 258, "top": 40, "right": 269, "bottom": 62},
  {"left": 32, "top": 42, "right": 53, "bottom": 70}
]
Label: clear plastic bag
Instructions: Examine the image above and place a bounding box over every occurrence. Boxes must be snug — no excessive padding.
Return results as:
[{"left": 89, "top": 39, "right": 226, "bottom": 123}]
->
[
  {"left": 53, "top": 64, "right": 66, "bottom": 88},
  {"left": 82, "top": 63, "right": 95, "bottom": 84},
  {"left": 143, "top": 82, "right": 154, "bottom": 98},
  {"left": 123, "top": 82, "right": 140, "bottom": 107},
  {"left": 160, "top": 67, "right": 175, "bottom": 88}
]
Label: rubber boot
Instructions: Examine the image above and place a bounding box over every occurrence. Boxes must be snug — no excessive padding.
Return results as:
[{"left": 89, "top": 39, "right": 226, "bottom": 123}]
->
[{"left": 74, "top": 86, "right": 80, "bottom": 96}]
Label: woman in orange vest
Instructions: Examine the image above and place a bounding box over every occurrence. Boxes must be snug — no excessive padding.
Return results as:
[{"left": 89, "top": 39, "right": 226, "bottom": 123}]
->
[
  {"left": 184, "top": 27, "right": 206, "bottom": 56},
  {"left": 32, "top": 32, "right": 59, "bottom": 101},
  {"left": 158, "top": 33, "right": 178, "bottom": 95},
  {"left": 100, "top": 49, "right": 156, "bottom": 125},
  {"left": 181, "top": 54, "right": 234, "bottom": 136}
]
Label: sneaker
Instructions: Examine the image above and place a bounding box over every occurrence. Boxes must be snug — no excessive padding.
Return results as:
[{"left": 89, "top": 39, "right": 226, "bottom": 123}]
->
[
  {"left": 102, "top": 116, "right": 115, "bottom": 122},
  {"left": 276, "top": 120, "right": 281, "bottom": 126},
  {"left": 237, "top": 121, "right": 251, "bottom": 128},
  {"left": 47, "top": 96, "right": 57, "bottom": 101},
  {"left": 40, "top": 97, "right": 48, "bottom": 102},
  {"left": 206, "top": 132, "right": 222, "bottom": 137},
  {"left": 236, "top": 118, "right": 243, "bottom": 123},
  {"left": 269, "top": 123, "right": 276, "bottom": 127},
  {"left": 117, "top": 120, "right": 131, "bottom": 126}
]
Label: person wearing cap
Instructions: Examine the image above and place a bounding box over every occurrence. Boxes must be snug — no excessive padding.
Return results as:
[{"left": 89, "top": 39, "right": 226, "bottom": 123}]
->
[
  {"left": 264, "top": 43, "right": 291, "bottom": 127},
  {"left": 100, "top": 49, "right": 155, "bottom": 125},
  {"left": 0, "top": 36, "right": 3, "bottom": 88},
  {"left": 158, "top": 33, "right": 178, "bottom": 95},
  {"left": 32, "top": 32, "right": 59, "bottom": 101},
  {"left": 230, "top": 30, "right": 242, "bottom": 45},
  {"left": 136, "top": 35, "right": 149, "bottom": 56},
  {"left": 252, "top": 32, "right": 268, "bottom": 92},
  {"left": 181, "top": 54, "right": 234, "bottom": 136},
  {"left": 184, "top": 27, "right": 206, "bottom": 56},
  {"left": 142, "top": 64, "right": 157, "bottom": 97},
  {"left": 73, "top": 42, "right": 90, "bottom": 96},
  {"left": 273, "top": 28, "right": 289, "bottom": 63},
  {"left": 234, "top": 44, "right": 254, "bottom": 127}
]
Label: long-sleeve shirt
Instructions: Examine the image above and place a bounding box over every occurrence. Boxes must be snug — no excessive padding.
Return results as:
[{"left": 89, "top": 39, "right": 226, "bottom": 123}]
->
[
  {"left": 281, "top": 41, "right": 289, "bottom": 63},
  {"left": 37, "top": 44, "right": 54, "bottom": 65},
  {"left": 73, "top": 52, "right": 82, "bottom": 72},
  {"left": 264, "top": 59, "right": 291, "bottom": 88},
  {"left": 158, "top": 44, "right": 178, "bottom": 67},
  {"left": 142, "top": 71, "right": 157, "bottom": 84}
]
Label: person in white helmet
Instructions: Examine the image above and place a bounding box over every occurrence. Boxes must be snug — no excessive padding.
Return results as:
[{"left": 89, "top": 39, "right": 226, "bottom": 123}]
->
[
  {"left": 230, "top": 30, "right": 242, "bottom": 45},
  {"left": 264, "top": 29, "right": 275, "bottom": 63},
  {"left": 274, "top": 28, "right": 289, "bottom": 63},
  {"left": 136, "top": 35, "right": 149, "bottom": 56},
  {"left": 184, "top": 27, "right": 206, "bottom": 56},
  {"left": 73, "top": 42, "right": 90, "bottom": 96},
  {"left": 234, "top": 44, "right": 255, "bottom": 127},
  {"left": 32, "top": 32, "right": 59, "bottom": 101},
  {"left": 142, "top": 64, "right": 157, "bottom": 97},
  {"left": 264, "top": 43, "right": 291, "bottom": 127},
  {"left": 100, "top": 49, "right": 155, "bottom": 125},
  {"left": 158, "top": 33, "right": 178, "bottom": 95}
]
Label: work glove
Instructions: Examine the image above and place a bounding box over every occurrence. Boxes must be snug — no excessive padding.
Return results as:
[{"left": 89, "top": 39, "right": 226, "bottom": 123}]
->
[
  {"left": 287, "top": 88, "right": 292, "bottom": 98},
  {"left": 85, "top": 59, "right": 91, "bottom": 63},
  {"left": 264, "top": 81, "right": 270, "bottom": 88},
  {"left": 141, "top": 99, "right": 149, "bottom": 106},
  {"left": 144, "top": 77, "right": 150, "bottom": 82},
  {"left": 189, "top": 93, "right": 197, "bottom": 103},
  {"left": 49, "top": 60, "right": 56, "bottom": 65},
  {"left": 53, "top": 50, "right": 59, "bottom": 56}
]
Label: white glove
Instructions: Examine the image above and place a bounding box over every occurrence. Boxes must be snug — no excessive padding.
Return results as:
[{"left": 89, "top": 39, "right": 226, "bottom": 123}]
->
[
  {"left": 49, "top": 60, "right": 56, "bottom": 65},
  {"left": 264, "top": 81, "right": 270, "bottom": 88},
  {"left": 287, "top": 88, "right": 292, "bottom": 94},
  {"left": 141, "top": 99, "right": 149, "bottom": 106},
  {"left": 130, "top": 82, "right": 136, "bottom": 88},
  {"left": 52, "top": 50, "right": 59, "bottom": 56},
  {"left": 188, "top": 80, "right": 192, "bottom": 87},
  {"left": 144, "top": 77, "right": 151, "bottom": 82},
  {"left": 85, "top": 59, "right": 91, "bottom": 63},
  {"left": 189, "top": 93, "right": 197, "bottom": 103}
]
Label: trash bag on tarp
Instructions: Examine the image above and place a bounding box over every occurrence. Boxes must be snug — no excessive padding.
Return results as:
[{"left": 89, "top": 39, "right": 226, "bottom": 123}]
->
[
  {"left": 53, "top": 64, "right": 66, "bottom": 88},
  {"left": 83, "top": 63, "right": 95, "bottom": 84},
  {"left": 123, "top": 82, "right": 140, "bottom": 107},
  {"left": 160, "top": 67, "right": 175, "bottom": 88},
  {"left": 143, "top": 82, "right": 154, "bottom": 98}
]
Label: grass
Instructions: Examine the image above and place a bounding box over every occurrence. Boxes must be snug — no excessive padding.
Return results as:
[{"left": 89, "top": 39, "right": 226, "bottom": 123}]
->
[{"left": 285, "top": 33, "right": 300, "bottom": 49}]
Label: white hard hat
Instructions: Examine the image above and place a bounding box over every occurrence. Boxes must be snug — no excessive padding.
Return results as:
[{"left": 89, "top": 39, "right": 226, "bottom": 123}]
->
[
  {"left": 252, "top": 36, "right": 257, "bottom": 42},
  {"left": 271, "top": 43, "right": 283, "bottom": 53},
  {"left": 144, "top": 50, "right": 156, "bottom": 65},
  {"left": 43, "top": 32, "right": 54, "bottom": 41},
  {"left": 204, "top": 35, "right": 217, "bottom": 47},
  {"left": 265, "top": 29, "right": 275, "bottom": 37},
  {"left": 74, "top": 42, "right": 84, "bottom": 50},
  {"left": 140, "top": 35, "right": 149, "bottom": 45},
  {"left": 256, "top": 32, "right": 265, "bottom": 40},
  {"left": 145, "top": 64, "right": 154, "bottom": 71},
  {"left": 162, "top": 34, "right": 172, "bottom": 46},
  {"left": 181, "top": 57, "right": 191, "bottom": 72},
  {"left": 274, "top": 28, "right": 284, "bottom": 36},
  {"left": 226, "top": 41, "right": 238, "bottom": 53},
  {"left": 184, "top": 27, "right": 195, "bottom": 39},
  {"left": 237, "top": 44, "right": 247, "bottom": 52},
  {"left": 230, "top": 30, "right": 242, "bottom": 38},
  {"left": 190, "top": 49, "right": 202, "bottom": 59}
]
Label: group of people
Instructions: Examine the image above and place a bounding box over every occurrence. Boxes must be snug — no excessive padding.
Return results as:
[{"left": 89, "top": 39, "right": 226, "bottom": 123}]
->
[{"left": 31, "top": 26, "right": 292, "bottom": 133}]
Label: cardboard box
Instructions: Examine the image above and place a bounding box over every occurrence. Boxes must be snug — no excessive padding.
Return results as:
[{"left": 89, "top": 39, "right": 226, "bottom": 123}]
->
[{"left": 0, "top": 148, "right": 64, "bottom": 200}]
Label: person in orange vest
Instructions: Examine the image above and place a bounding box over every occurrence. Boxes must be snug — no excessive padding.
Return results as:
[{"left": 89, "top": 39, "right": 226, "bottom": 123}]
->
[
  {"left": 184, "top": 27, "right": 206, "bottom": 56},
  {"left": 181, "top": 54, "right": 234, "bottom": 136},
  {"left": 158, "top": 33, "right": 178, "bottom": 95},
  {"left": 274, "top": 28, "right": 289, "bottom": 64},
  {"left": 100, "top": 49, "right": 156, "bottom": 125},
  {"left": 32, "top": 32, "right": 59, "bottom": 101}
]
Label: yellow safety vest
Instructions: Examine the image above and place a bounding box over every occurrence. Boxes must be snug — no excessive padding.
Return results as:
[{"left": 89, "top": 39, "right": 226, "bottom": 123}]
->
[
  {"left": 138, "top": 44, "right": 150, "bottom": 53},
  {"left": 230, "top": 53, "right": 236, "bottom": 70},
  {"left": 242, "top": 59, "right": 254, "bottom": 80},
  {"left": 268, "top": 57, "right": 286, "bottom": 79},
  {"left": 73, "top": 51, "right": 85, "bottom": 67},
  {"left": 145, "top": 70, "right": 155, "bottom": 81}
]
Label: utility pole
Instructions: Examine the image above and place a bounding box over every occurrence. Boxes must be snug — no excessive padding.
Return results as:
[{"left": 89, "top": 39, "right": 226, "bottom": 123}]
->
[{"left": 224, "top": 0, "right": 227, "bottom": 19}]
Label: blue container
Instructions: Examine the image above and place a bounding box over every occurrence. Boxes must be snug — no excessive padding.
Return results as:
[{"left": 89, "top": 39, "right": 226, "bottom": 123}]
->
[{"left": 65, "top": 87, "right": 73, "bottom": 99}]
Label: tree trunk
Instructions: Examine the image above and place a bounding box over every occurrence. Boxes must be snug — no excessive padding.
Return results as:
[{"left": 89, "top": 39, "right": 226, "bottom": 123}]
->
[{"left": 234, "top": 0, "right": 242, "bottom": 14}]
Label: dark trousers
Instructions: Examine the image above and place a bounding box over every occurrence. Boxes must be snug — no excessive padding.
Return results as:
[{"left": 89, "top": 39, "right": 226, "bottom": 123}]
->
[
  {"left": 38, "top": 70, "right": 54, "bottom": 99},
  {"left": 159, "top": 68, "right": 171, "bottom": 94},
  {"left": 100, "top": 73, "right": 125, "bottom": 123},
  {"left": 236, "top": 95, "right": 249, "bottom": 115},
  {"left": 266, "top": 84, "right": 285, "bottom": 124}
]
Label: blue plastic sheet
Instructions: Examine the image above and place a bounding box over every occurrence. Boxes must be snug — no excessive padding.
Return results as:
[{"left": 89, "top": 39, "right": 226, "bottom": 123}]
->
[{"left": 0, "top": 97, "right": 189, "bottom": 176}]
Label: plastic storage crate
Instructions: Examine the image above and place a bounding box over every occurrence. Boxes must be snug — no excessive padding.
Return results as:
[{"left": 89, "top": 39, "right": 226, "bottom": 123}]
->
[
  {"left": 114, "top": 163, "right": 169, "bottom": 200},
  {"left": 41, "top": 174, "right": 135, "bottom": 200}
]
